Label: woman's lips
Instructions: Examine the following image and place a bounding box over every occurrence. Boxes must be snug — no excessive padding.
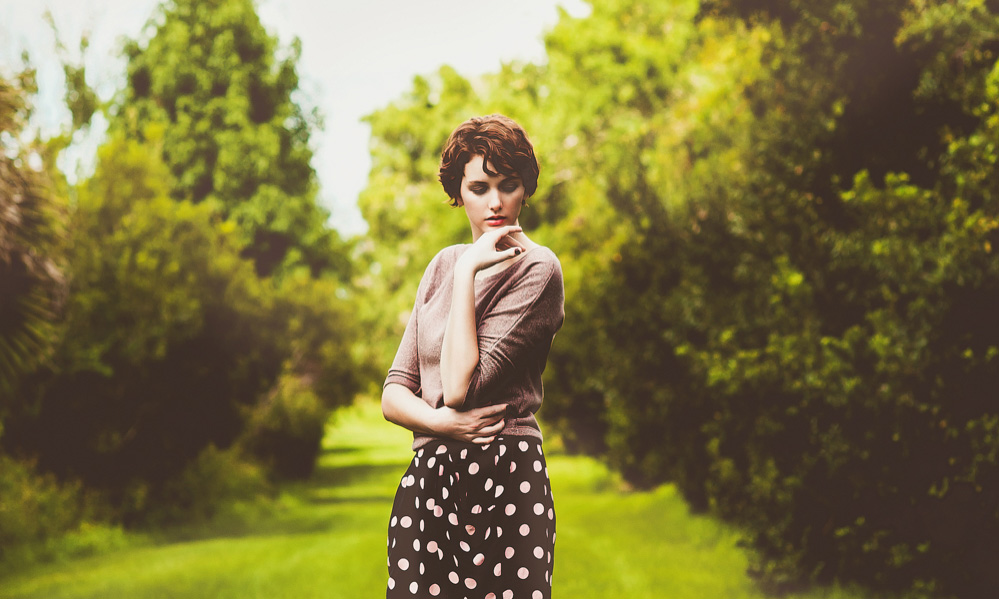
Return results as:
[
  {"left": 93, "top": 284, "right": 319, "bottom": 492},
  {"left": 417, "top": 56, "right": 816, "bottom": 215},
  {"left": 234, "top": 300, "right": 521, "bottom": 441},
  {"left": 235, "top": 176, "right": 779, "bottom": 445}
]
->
[{"left": 485, "top": 216, "right": 506, "bottom": 226}]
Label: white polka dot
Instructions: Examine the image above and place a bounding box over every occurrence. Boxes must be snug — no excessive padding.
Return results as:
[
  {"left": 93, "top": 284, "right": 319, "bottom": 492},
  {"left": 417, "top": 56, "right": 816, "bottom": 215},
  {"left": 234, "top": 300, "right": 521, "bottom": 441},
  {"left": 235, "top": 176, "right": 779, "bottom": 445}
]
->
[
  {"left": 439, "top": 465, "right": 444, "bottom": 476},
  {"left": 428, "top": 456, "right": 436, "bottom": 467},
  {"left": 534, "top": 546, "right": 544, "bottom": 559},
  {"left": 519, "top": 441, "right": 529, "bottom": 451},
  {"left": 420, "top": 519, "right": 425, "bottom": 531},
  {"left": 449, "top": 571, "right": 459, "bottom": 584},
  {"left": 448, "top": 513, "right": 458, "bottom": 525},
  {"left": 534, "top": 503, "right": 545, "bottom": 515},
  {"left": 495, "top": 485, "right": 505, "bottom": 497},
  {"left": 415, "top": 497, "right": 421, "bottom": 509},
  {"left": 436, "top": 445, "right": 447, "bottom": 454},
  {"left": 409, "top": 581, "right": 419, "bottom": 594},
  {"left": 548, "top": 508, "right": 554, "bottom": 519},
  {"left": 510, "top": 462, "right": 517, "bottom": 473},
  {"left": 420, "top": 562, "right": 425, "bottom": 574},
  {"left": 503, "top": 591, "right": 514, "bottom": 599},
  {"left": 398, "top": 558, "right": 409, "bottom": 570},
  {"left": 418, "top": 449, "right": 425, "bottom": 457},
  {"left": 426, "top": 497, "right": 435, "bottom": 510},
  {"left": 387, "top": 577, "right": 395, "bottom": 589},
  {"left": 472, "top": 504, "right": 483, "bottom": 514},
  {"left": 460, "top": 449, "right": 468, "bottom": 459},
  {"left": 473, "top": 553, "right": 485, "bottom": 565},
  {"left": 520, "top": 481, "right": 531, "bottom": 493},
  {"left": 505, "top": 504, "right": 517, "bottom": 516},
  {"left": 429, "top": 583, "right": 441, "bottom": 596},
  {"left": 390, "top": 516, "right": 398, "bottom": 527},
  {"left": 466, "top": 524, "right": 476, "bottom": 536},
  {"left": 499, "top": 445, "right": 507, "bottom": 456},
  {"left": 520, "top": 524, "right": 531, "bottom": 536},
  {"left": 534, "top": 460, "right": 542, "bottom": 472},
  {"left": 460, "top": 541, "right": 470, "bottom": 552},
  {"left": 518, "top": 567, "right": 530, "bottom": 579},
  {"left": 413, "top": 539, "right": 421, "bottom": 551},
  {"left": 485, "top": 527, "right": 492, "bottom": 540},
  {"left": 441, "top": 487, "right": 449, "bottom": 500},
  {"left": 497, "top": 526, "right": 503, "bottom": 537},
  {"left": 427, "top": 540, "right": 438, "bottom": 552},
  {"left": 494, "top": 563, "right": 502, "bottom": 576},
  {"left": 469, "top": 462, "right": 480, "bottom": 475},
  {"left": 434, "top": 506, "right": 444, "bottom": 517},
  {"left": 400, "top": 516, "right": 412, "bottom": 528},
  {"left": 486, "top": 593, "right": 497, "bottom": 599},
  {"left": 485, "top": 478, "right": 494, "bottom": 491},
  {"left": 533, "top": 591, "right": 544, "bottom": 599},
  {"left": 505, "top": 546, "right": 515, "bottom": 559},
  {"left": 537, "top": 445, "right": 543, "bottom": 455},
  {"left": 465, "top": 577, "right": 477, "bottom": 589}
]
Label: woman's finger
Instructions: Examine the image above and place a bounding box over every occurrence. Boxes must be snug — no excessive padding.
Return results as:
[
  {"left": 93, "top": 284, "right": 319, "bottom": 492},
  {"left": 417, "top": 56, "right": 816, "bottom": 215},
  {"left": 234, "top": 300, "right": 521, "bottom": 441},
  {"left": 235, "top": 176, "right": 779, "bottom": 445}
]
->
[{"left": 477, "top": 418, "right": 505, "bottom": 434}]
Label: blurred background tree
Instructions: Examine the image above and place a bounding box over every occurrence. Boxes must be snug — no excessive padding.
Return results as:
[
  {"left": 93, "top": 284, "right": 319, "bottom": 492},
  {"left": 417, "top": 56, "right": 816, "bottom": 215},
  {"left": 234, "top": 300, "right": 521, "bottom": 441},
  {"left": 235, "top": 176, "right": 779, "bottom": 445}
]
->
[
  {"left": 2, "top": 0, "right": 361, "bottom": 535},
  {"left": 115, "top": 0, "right": 348, "bottom": 278}
]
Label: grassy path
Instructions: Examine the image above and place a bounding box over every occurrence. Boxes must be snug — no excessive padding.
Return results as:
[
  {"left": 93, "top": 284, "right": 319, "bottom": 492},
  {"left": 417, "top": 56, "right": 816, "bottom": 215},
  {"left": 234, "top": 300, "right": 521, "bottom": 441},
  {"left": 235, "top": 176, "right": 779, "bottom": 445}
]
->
[{"left": 1, "top": 401, "right": 865, "bottom": 599}]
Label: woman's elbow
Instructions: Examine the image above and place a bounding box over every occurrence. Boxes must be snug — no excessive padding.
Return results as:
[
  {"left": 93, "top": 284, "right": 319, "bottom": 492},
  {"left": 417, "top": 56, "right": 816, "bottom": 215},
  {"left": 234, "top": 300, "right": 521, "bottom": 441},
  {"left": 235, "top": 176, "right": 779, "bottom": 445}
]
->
[
  {"left": 441, "top": 384, "right": 467, "bottom": 409},
  {"left": 381, "top": 385, "right": 401, "bottom": 423}
]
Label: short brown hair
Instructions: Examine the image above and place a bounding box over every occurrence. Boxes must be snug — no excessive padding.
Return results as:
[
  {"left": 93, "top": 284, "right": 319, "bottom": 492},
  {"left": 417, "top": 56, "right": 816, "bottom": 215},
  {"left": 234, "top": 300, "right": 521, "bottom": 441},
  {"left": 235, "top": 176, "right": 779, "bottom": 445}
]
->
[{"left": 438, "top": 114, "right": 539, "bottom": 207}]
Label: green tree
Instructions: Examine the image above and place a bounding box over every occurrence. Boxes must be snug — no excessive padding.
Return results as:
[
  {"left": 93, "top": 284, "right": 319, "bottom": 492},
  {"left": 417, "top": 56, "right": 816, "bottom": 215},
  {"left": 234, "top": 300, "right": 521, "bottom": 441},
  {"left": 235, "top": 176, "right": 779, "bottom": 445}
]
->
[{"left": 116, "top": 0, "right": 346, "bottom": 278}]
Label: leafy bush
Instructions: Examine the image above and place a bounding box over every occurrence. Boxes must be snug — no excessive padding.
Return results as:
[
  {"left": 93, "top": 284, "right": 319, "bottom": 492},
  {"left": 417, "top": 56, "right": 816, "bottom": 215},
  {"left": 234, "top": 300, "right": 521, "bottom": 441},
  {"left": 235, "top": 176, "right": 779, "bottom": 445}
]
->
[
  {"left": 0, "top": 455, "right": 83, "bottom": 562},
  {"left": 141, "top": 444, "right": 271, "bottom": 527},
  {"left": 241, "top": 372, "right": 329, "bottom": 480}
]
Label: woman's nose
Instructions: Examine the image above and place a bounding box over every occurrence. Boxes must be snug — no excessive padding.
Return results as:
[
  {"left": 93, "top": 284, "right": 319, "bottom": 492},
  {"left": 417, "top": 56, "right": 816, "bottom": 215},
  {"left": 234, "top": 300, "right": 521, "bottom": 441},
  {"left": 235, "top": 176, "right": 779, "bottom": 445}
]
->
[{"left": 487, "top": 189, "right": 502, "bottom": 210}]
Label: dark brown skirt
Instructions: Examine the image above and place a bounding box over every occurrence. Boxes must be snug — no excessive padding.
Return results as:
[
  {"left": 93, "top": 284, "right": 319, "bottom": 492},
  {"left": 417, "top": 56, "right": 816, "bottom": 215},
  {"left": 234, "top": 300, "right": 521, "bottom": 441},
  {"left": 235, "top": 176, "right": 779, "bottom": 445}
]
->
[{"left": 386, "top": 436, "right": 555, "bottom": 599}]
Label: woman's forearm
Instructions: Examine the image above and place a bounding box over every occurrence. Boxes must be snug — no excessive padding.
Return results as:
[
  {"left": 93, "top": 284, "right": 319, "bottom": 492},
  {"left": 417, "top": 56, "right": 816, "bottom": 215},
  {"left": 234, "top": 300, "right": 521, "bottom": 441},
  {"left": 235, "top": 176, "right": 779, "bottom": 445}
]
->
[
  {"left": 440, "top": 262, "right": 480, "bottom": 408},
  {"left": 381, "top": 383, "right": 443, "bottom": 435},
  {"left": 381, "top": 382, "right": 508, "bottom": 444}
]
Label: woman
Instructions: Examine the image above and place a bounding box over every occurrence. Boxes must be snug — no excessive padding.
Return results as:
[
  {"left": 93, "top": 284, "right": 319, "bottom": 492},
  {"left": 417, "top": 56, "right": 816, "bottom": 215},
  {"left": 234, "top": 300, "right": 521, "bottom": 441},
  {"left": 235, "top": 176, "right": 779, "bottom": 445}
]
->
[{"left": 382, "top": 114, "right": 564, "bottom": 599}]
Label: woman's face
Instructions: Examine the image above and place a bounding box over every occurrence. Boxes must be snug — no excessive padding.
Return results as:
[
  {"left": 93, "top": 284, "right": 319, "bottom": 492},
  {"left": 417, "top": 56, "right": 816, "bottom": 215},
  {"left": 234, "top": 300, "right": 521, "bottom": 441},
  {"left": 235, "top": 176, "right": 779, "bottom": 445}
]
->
[{"left": 459, "top": 154, "right": 525, "bottom": 241}]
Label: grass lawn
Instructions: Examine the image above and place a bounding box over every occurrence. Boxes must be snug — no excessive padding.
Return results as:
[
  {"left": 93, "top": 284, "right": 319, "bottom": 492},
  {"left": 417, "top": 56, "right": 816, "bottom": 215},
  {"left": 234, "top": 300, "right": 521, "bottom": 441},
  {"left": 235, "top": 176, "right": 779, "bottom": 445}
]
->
[{"left": 0, "top": 400, "right": 869, "bottom": 599}]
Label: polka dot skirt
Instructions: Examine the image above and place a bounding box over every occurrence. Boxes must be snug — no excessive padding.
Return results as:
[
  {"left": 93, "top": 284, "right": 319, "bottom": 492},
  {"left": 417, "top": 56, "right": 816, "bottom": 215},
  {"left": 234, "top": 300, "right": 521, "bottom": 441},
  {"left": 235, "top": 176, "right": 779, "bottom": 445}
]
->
[{"left": 386, "top": 437, "right": 555, "bottom": 599}]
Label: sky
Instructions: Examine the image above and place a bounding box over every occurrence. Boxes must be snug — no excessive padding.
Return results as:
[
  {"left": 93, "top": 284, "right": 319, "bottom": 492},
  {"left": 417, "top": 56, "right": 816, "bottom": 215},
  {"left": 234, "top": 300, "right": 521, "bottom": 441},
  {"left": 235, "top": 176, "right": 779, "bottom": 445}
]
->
[{"left": 0, "top": 0, "right": 589, "bottom": 235}]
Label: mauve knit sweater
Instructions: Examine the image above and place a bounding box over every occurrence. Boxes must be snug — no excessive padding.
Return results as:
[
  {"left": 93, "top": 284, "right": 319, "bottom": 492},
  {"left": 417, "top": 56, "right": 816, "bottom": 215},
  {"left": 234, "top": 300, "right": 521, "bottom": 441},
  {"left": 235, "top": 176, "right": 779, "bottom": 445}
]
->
[{"left": 384, "top": 244, "right": 565, "bottom": 450}]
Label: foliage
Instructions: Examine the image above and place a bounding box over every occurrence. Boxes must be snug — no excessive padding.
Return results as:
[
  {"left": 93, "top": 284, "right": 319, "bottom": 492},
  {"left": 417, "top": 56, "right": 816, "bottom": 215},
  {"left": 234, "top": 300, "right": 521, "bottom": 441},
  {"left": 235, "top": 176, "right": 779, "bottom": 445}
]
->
[
  {"left": 536, "top": 0, "right": 999, "bottom": 597},
  {"left": 0, "top": 67, "right": 66, "bottom": 398},
  {"left": 2, "top": 132, "right": 279, "bottom": 519},
  {"left": 241, "top": 372, "right": 329, "bottom": 479},
  {"left": 2, "top": 0, "right": 362, "bottom": 537},
  {"left": 116, "top": 0, "right": 348, "bottom": 278},
  {"left": 146, "top": 444, "right": 271, "bottom": 527},
  {"left": 0, "top": 454, "right": 83, "bottom": 562}
]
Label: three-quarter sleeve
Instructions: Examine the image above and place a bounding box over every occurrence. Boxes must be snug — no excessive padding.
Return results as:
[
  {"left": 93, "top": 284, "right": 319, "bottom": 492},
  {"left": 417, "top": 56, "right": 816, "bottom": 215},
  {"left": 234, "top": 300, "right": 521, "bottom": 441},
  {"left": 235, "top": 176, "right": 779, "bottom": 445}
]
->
[
  {"left": 385, "top": 293, "right": 422, "bottom": 394},
  {"left": 463, "top": 259, "right": 564, "bottom": 404},
  {"left": 385, "top": 255, "right": 439, "bottom": 395}
]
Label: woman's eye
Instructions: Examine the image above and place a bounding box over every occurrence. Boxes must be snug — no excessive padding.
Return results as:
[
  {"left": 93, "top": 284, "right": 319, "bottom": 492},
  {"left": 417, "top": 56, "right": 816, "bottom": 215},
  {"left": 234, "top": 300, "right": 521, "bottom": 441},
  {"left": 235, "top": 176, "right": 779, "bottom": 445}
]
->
[
  {"left": 501, "top": 183, "right": 520, "bottom": 192},
  {"left": 470, "top": 186, "right": 487, "bottom": 195}
]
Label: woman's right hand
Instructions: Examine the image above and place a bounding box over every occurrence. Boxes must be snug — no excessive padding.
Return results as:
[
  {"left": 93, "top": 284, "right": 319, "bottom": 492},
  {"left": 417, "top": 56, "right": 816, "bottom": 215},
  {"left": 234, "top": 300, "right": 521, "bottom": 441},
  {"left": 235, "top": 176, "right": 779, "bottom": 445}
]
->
[{"left": 433, "top": 403, "right": 507, "bottom": 445}]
